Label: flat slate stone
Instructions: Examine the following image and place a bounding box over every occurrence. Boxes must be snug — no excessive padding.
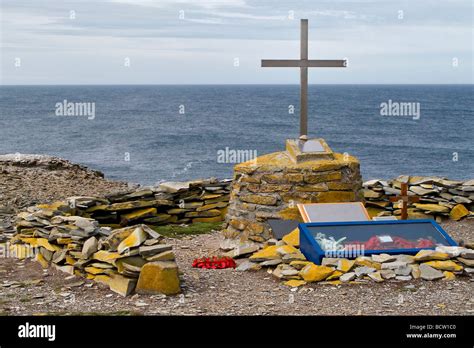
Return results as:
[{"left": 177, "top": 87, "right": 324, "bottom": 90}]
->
[
  {"left": 340, "top": 272, "right": 356, "bottom": 282},
  {"left": 395, "top": 275, "right": 412, "bottom": 281},
  {"left": 355, "top": 266, "right": 376, "bottom": 277},
  {"left": 371, "top": 254, "right": 396, "bottom": 263},
  {"left": 419, "top": 263, "right": 444, "bottom": 281},
  {"left": 381, "top": 261, "right": 408, "bottom": 270},
  {"left": 138, "top": 244, "right": 173, "bottom": 257},
  {"left": 395, "top": 265, "right": 412, "bottom": 276}
]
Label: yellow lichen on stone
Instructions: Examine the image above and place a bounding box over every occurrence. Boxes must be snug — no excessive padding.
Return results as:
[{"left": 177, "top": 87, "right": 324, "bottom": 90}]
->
[
  {"left": 424, "top": 260, "right": 463, "bottom": 272},
  {"left": 355, "top": 257, "right": 381, "bottom": 270},
  {"left": 235, "top": 151, "right": 359, "bottom": 173},
  {"left": 414, "top": 250, "right": 450, "bottom": 261},
  {"left": 65, "top": 255, "right": 76, "bottom": 265},
  {"left": 289, "top": 260, "right": 312, "bottom": 270},
  {"left": 284, "top": 279, "right": 306, "bottom": 287},
  {"left": 411, "top": 264, "right": 421, "bottom": 279},
  {"left": 299, "top": 263, "right": 334, "bottom": 282},
  {"left": 117, "top": 227, "right": 148, "bottom": 254},
  {"left": 316, "top": 191, "right": 356, "bottom": 203},
  {"left": 85, "top": 266, "right": 108, "bottom": 275},
  {"left": 146, "top": 250, "right": 175, "bottom": 262},
  {"left": 240, "top": 194, "right": 277, "bottom": 206},
  {"left": 337, "top": 259, "right": 355, "bottom": 273},
  {"left": 326, "top": 270, "right": 343, "bottom": 280},
  {"left": 121, "top": 207, "right": 157, "bottom": 222},
  {"left": 327, "top": 182, "right": 354, "bottom": 191},
  {"left": 37, "top": 201, "right": 69, "bottom": 211},
  {"left": 107, "top": 274, "right": 137, "bottom": 297},
  {"left": 449, "top": 204, "right": 469, "bottom": 221},
  {"left": 295, "top": 183, "right": 328, "bottom": 192},
  {"left": 249, "top": 245, "right": 280, "bottom": 261},
  {"left": 366, "top": 207, "right": 386, "bottom": 219},
  {"left": 277, "top": 207, "right": 303, "bottom": 221},
  {"left": 136, "top": 261, "right": 180, "bottom": 295},
  {"left": 276, "top": 244, "right": 299, "bottom": 256},
  {"left": 304, "top": 171, "right": 342, "bottom": 184},
  {"left": 282, "top": 228, "right": 299, "bottom": 247},
  {"left": 92, "top": 250, "right": 122, "bottom": 264},
  {"left": 325, "top": 280, "right": 342, "bottom": 285},
  {"left": 21, "top": 238, "right": 59, "bottom": 252},
  {"left": 35, "top": 253, "right": 49, "bottom": 268},
  {"left": 196, "top": 202, "right": 227, "bottom": 212},
  {"left": 286, "top": 173, "right": 304, "bottom": 183},
  {"left": 442, "top": 271, "right": 456, "bottom": 281},
  {"left": 413, "top": 203, "right": 449, "bottom": 213}
]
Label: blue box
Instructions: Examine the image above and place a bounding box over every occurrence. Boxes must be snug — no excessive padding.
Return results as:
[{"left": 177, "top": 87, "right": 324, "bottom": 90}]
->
[{"left": 299, "top": 219, "right": 458, "bottom": 265}]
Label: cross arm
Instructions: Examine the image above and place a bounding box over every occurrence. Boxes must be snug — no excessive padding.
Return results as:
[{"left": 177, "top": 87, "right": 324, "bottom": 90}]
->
[{"left": 261, "top": 59, "right": 346, "bottom": 68}]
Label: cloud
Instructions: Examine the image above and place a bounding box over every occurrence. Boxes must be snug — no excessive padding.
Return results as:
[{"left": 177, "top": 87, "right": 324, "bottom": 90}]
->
[
  {"left": 108, "top": 0, "right": 248, "bottom": 10},
  {"left": 0, "top": 0, "right": 472, "bottom": 84}
]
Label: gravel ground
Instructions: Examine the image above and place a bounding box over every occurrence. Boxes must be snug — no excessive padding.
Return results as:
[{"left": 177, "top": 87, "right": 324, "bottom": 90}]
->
[{"left": 1, "top": 220, "right": 473, "bottom": 316}]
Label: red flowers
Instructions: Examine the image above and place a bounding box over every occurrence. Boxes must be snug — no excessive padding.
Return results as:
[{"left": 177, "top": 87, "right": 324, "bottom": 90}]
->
[
  {"left": 347, "top": 235, "right": 435, "bottom": 250},
  {"left": 192, "top": 256, "right": 236, "bottom": 269}
]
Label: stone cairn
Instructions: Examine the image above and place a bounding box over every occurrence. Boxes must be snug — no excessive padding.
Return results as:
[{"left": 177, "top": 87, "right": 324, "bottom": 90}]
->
[
  {"left": 363, "top": 176, "right": 474, "bottom": 221},
  {"left": 224, "top": 152, "right": 363, "bottom": 242},
  {"left": 9, "top": 202, "right": 180, "bottom": 296},
  {"left": 230, "top": 229, "right": 474, "bottom": 286}
]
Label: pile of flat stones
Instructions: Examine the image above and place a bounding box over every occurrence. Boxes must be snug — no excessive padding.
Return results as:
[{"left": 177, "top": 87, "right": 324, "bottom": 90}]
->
[
  {"left": 0, "top": 207, "right": 15, "bottom": 243},
  {"left": 0, "top": 178, "right": 231, "bottom": 233},
  {"left": 70, "top": 178, "right": 231, "bottom": 227},
  {"left": 7, "top": 202, "right": 180, "bottom": 296},
  {"left": 229, "top": 229, "right": 474, "bottom": 287},
  {"left": 363, "top": 176, "right": 474, "bottom": 221}
]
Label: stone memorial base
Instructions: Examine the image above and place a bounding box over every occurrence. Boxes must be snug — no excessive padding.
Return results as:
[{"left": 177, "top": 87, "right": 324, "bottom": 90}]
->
[{"left": 224, "top": 148, "right": 363, "bottom": 242}]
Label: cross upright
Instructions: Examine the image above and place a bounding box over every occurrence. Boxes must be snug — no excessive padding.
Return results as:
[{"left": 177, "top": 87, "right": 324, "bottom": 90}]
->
[
  {"left": 262, "top": 19, "right": 346, "bottom": 138},
  {"left": 389, "top": 183, "right": 420, "bottom": 220}
]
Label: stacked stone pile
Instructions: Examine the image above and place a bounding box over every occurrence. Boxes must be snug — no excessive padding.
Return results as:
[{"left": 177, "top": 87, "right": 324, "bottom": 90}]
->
[
  {"left": 225, "top": 152, "right": 363, "bottom": 242},
  {"left": 8, "top": 203, "right": 180, "bottom": 296},
  {"left": 0, "top": 178, "right": 231, "bottom": 233},
  {"left": 232, "top": 229, "right": 474, "bottom": 286},
  {"left": 363, "top": 176, "right": 474, "bottom": 221},
  {"left": 68, "top": 178, "right": 231, "bottom": 227}
]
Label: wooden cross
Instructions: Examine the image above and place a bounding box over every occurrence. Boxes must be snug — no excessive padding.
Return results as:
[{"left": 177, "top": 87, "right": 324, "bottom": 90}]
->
[
  {"left": 261, "top": 19, "right": 346, "bottom": 137},
  {"left": 389, "top": 183, "right": 420, "bottom": 220}
]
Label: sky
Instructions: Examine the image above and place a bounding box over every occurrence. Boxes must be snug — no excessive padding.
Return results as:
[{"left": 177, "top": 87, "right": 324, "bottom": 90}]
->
[{"left": 0, "top": 0, "right": 472, "bottom": 85}]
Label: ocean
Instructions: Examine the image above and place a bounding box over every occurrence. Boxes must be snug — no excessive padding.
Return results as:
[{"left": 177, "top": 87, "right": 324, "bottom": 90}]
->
[{"left": 0, "top": 84, "right": 472, "bottom": 185}]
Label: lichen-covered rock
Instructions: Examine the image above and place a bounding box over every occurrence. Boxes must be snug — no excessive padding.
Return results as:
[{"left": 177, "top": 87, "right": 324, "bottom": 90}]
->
[
  {"left": 282, "top": 228, "right": 299, "bottom": 247},
  {"left": 414, "top": 250, "right": 450, "bottom": 262},
  {"left": 136, "top": 261, "right": 180, "bottom": 295},
  {"left": 299, "top": 263, "right": 334, "bottom": 282},
  {"left": 450, "top": 204, "right": 469, "bottom": 221},
  {"left": 423, "top": 260, "right": 463, "bottom": 272}
]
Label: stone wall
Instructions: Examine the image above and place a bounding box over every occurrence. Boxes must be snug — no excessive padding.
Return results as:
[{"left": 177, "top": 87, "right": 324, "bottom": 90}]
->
[
  {"left": 363, "top": 176, "right": 474, "bottom": 221},
  {"left": 71, "top": 178, "right": 231, "bottom": 228},
  {"left": 224, "top": 151, "right": 363, "bottom": 242}
]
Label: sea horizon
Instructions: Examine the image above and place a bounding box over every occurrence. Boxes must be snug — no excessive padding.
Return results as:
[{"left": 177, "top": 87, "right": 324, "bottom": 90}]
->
[{"left": 1, "top": 84, "right": 472, "bottom": 185}]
